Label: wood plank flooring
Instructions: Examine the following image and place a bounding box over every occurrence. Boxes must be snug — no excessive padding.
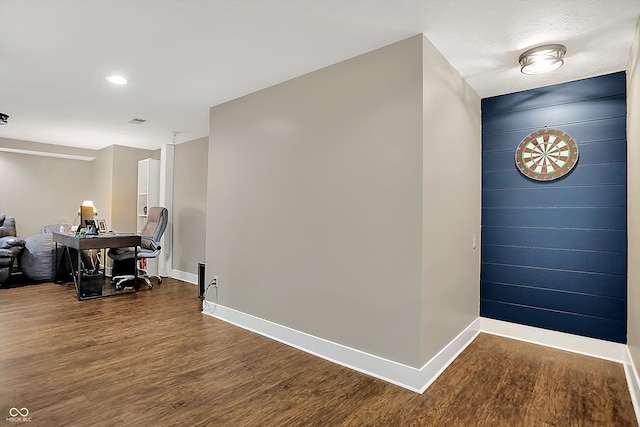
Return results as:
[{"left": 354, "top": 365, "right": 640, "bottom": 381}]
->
[{"left": 0, "top": 279, "right": 636, "bottom": 426}]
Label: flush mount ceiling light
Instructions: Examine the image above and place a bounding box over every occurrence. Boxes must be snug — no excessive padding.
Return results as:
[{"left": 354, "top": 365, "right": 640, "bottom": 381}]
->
[
  {"left": 519, "top": 44, "right": 566, "bottom": 75},
  {"left": 105, "top": 74, "right": 128, "bottom": 85}
]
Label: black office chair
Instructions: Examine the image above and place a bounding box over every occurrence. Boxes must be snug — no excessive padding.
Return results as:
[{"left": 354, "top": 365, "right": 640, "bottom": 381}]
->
[{"left": 108, "top": 207, "right": 168, "bottom": 290}]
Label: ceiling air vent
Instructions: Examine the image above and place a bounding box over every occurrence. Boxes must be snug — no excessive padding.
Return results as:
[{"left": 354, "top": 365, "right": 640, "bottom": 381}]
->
[{"left": 129, "top": 118, "right": 147, "bottom": 124}]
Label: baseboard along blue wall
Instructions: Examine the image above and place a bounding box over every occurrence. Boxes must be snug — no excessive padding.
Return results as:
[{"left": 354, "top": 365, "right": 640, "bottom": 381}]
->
[{"left": 480, "top": 71, "right": 627, "bottom": 343}]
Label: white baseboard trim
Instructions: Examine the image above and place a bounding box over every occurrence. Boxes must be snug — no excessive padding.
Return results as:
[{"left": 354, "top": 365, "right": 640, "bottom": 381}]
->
[
  {"left": 198, "top": 303, "right": 639, "bottom": 411},
  {"left": 170, "top": 269, "right": 198, "bottom": 284},
  {"left": 625, "top": 348, "right": 640, "bottom": 425},
  {"left": 415, "top": 318, "right": 481, "bottom": 393},
  {"left": 202, "top": 302, "right": 480, "bottom": 393},
  {"left": 480, "top": 317, "right": 628, "bottom": 363}
]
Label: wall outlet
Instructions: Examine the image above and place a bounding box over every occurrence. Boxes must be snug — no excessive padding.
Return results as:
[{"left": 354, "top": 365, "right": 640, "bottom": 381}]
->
[
  {"left": 212, "top": 275, "right": 219, "bottom": 287},
  {"left": 472, "top": 234, "right": 477, "bottom": 250}
]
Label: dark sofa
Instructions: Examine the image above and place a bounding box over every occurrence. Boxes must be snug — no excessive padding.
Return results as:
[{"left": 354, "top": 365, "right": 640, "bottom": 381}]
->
[{"left": 0, "top": 215, "right": 26, "bottom": 285}]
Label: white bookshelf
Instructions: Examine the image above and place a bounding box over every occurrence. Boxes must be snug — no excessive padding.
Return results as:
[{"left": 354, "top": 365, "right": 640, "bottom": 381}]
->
[
  {"left": 137, "top": 158, "right": 160, "bottom": 277},
  {"left": 137, "top": 158, "right": 160, "bottom": 233}
]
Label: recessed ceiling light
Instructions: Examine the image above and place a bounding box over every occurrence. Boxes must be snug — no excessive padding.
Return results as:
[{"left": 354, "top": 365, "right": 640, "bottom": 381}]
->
[
  {"left": 105, "top": 75, "right": 128, "bottom": 85},
  {"left": 519, "top": 44, "right": 566, "bottom": 75}
]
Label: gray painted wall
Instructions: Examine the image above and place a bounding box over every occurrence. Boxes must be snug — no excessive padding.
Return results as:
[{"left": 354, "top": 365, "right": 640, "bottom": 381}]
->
[
  {"left": 91, "top": 146, "right": 114, "bottom": 229},
  {"left": 628, "top": 17, "right": 640, "bottom": 374},
  {"left": 420, "top": 36, "right": 481, "bottom": 363},
  {"left": 0, "top": 138, "right": 152, "bottom": 239},
  {"left": 0, "top": 137, "right": 93, "bottom": 237},
  {"left": 173, "top": 137, "right": 208, "bottom": 274},
  {"left": 89, "top": 144, "right": 154, "bottom": 233},
  {"left": 111, "top": 145, "right": 155, "bottom": 233},
  {"left": 206, "top": 34, "right": 480, "bottom": 367}
]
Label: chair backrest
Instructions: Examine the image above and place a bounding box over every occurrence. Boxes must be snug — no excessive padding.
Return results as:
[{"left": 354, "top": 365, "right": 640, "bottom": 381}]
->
[{"left": 140, "top": 207, "right": 168, "bottom": 250}]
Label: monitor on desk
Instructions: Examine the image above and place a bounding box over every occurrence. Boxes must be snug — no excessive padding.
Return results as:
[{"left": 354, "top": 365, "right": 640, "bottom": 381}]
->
[
  {"left": 84, "top": 219, "right": 98, "bottom": 235},
  {"left": 80, "top": 205, "right": 95, "bottom": 230}
]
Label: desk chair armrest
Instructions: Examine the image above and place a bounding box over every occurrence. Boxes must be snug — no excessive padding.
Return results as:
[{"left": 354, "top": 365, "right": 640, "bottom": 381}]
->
[{"left": 140, "top": 236, "right": 161, "bottom": 252}]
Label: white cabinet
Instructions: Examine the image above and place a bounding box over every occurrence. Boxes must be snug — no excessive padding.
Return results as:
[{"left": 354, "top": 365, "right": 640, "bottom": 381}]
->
[
  {"left": 137, "top": 158, "right": 160, "bottom": 233},
  {"left": 137, "top": 158, "right": 160, "bottom": 277}
]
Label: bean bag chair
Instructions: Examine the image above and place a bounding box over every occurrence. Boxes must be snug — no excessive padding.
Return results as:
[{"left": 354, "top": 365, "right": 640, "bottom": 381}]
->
[{"left": 20, "top": 223, "right": 72, "bottom": 281}]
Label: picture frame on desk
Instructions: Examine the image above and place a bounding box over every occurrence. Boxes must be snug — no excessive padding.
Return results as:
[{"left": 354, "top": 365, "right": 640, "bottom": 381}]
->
[{"left": 96, "top": 218, "right": 108, "bottom": 233}]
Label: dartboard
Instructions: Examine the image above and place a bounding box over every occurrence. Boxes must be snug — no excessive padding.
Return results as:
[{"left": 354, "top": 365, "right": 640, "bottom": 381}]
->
[{"left": 515, "top": 129, "right": 579, "bottom": 181}]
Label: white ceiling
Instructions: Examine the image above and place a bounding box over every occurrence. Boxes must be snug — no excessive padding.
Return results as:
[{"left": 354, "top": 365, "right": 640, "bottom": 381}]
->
[{"left": 1, "top": 0, "right": 639, "bottom": 151}]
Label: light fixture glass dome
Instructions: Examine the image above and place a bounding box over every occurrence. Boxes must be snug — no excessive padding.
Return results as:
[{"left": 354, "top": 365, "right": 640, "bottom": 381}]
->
[{"left": 519, "top": 44, "right": 566, "bottom": 75}]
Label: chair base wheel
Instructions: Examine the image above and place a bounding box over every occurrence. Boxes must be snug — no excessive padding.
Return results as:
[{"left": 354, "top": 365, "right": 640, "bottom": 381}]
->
[{"left": 111, "top": 274, "right": 157, "bottom": 291}]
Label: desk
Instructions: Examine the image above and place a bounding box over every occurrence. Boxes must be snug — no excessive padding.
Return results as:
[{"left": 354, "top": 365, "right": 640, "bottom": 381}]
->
[{"left": 53, "top": 232, "right": 141, "bottom": 300}]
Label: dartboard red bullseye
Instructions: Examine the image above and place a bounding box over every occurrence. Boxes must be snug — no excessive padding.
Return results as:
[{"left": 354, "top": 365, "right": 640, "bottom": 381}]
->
[{"left": 515, "top": 129, "right": 579, "bottom": 181}]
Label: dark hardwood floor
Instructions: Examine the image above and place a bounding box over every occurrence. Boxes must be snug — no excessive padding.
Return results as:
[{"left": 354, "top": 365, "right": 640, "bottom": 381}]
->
[{"left": 0, "top": 278, "right": 636, "bottom": 426}]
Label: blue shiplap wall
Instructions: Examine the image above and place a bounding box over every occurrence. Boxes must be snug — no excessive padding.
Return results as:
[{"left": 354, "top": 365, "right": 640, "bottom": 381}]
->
[{"left": 481, "top": 72, "right": 627, "bottom": 343}]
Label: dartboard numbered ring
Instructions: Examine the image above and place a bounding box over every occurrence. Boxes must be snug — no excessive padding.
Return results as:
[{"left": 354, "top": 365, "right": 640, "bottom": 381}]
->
[{"left": 515, "top": 129, "right": 579, "bottom": 181}]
